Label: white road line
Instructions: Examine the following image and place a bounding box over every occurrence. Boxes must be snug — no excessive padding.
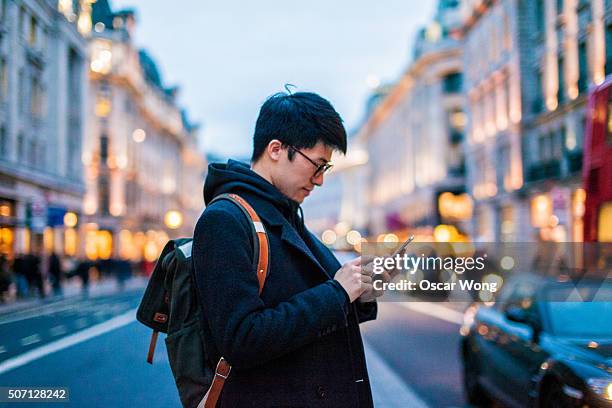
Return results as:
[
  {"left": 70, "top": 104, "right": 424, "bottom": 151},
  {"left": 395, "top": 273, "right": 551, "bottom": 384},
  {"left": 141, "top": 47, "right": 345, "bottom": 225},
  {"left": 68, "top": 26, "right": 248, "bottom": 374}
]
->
[
  {"left": 0, "top": 301, "right": 93, "bottom": 325},
  {"left": 20, "top": 334, "right": 41, "bottom": 346},
  {"left": 49, "top": 325, "right": 67, "bottom": 337},
  {"left": 363, "top": 340, "right": 430, "bottom": 408},
  {"left": 0, "top": 308, "right": 137, "bottom": 375},
  {"left": 397, "top": 302, "right": 464, "bottom": 325}
]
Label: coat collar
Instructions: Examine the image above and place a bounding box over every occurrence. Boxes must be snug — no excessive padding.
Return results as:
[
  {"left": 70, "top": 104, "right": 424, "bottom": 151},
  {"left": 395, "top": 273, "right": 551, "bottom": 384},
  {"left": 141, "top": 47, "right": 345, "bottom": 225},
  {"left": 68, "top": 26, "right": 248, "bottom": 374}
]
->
[{"left": 243, "top": 194, "right": 335, "bottom": 280}]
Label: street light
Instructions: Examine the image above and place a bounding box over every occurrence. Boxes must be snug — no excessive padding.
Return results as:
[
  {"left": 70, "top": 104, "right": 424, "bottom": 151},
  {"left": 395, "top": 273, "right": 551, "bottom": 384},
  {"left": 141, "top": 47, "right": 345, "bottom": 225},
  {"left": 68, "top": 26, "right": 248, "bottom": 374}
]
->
[
  {"left": 132, "top": 128, "right": 146, "bottom": 143},
  {"left": 164, "top": 210, "right": 183, "bottom": 229},
  {"left": 64, "top": 212, "right": 78, "bottom": 228}
]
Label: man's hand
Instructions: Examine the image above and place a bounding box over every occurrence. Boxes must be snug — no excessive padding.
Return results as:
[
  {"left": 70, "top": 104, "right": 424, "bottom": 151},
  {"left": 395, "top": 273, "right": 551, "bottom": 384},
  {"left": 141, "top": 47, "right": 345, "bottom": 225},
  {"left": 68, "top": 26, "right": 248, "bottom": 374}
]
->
[
  {"left": 334, "top": 257, "right": 368, "bottom": 303},
  {"left": 356, "top": 256, "right": 388, "bottom": 303}
]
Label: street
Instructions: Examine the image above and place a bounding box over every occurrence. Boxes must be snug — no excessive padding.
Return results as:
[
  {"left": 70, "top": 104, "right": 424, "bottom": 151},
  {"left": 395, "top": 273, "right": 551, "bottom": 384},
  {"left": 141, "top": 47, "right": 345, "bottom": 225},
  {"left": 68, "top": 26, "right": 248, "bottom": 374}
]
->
[{"left": 0, "top": 277, "right": 473, "bottom": 408}]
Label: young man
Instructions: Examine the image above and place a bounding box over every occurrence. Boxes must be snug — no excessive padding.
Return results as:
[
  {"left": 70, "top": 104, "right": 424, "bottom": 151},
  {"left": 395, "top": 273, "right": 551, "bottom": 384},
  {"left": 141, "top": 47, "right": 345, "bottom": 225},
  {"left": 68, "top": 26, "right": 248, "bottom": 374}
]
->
[{"left": 193, "top": 91, "right": 379, "bottom": 407}]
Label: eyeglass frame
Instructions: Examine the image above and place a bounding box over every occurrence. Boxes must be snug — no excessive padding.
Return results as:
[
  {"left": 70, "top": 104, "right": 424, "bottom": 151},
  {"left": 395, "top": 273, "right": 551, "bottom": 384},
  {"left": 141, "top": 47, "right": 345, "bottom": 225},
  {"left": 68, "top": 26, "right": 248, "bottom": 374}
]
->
[{"left": 287, "top": 145, "right": 333, "bottom": 178}]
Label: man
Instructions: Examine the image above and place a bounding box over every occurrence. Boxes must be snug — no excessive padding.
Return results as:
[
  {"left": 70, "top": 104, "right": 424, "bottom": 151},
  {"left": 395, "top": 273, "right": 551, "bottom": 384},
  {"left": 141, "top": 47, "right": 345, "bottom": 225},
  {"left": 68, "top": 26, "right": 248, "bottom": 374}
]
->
[{"left": 193, "top": 91, "right": 380, "bottom": 407}]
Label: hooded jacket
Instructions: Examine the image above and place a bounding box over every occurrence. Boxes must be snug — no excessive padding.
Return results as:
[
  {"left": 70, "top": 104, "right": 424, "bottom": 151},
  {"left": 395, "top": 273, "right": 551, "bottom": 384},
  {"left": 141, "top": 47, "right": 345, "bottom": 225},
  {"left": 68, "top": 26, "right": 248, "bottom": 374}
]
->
[{"left": 192, "top": 160, "right": 377, "bottom": 407}]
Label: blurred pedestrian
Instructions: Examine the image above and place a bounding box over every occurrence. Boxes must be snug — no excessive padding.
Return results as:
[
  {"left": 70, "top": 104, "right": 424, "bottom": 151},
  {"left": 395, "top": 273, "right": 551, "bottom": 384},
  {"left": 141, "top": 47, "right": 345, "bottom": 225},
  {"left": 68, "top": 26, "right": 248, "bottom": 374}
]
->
[
  {"left": 0, "top": 254, "right": 11, "bottom": 302},
  {"left": 48, "top": 252, "right": 63, "bottom": 296},
  {"left": 24, "top": 252, "right": 44, "bottom": 298},
  {"left": 12, "top": 253, "right": 29, "bottom": 298},
  {"left": 115, "top": 259, "right": 132, "bottom": 290},
  {"left": 73, "top": 260, "right": 91, "bottom": 297}
]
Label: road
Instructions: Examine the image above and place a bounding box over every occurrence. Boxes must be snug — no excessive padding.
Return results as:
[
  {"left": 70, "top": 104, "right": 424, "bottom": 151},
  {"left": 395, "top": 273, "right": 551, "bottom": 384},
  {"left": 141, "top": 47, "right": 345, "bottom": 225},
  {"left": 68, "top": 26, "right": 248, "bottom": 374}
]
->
[{"left": 0, "top": 279, "right": 472, "bottom": 407}]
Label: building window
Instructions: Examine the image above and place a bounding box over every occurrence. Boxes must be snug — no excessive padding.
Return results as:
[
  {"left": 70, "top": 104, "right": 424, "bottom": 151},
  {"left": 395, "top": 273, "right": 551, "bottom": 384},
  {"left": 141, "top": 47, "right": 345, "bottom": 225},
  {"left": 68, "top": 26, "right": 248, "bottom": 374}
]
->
[
  {"left": 556, "top": 0, "right": 564, "bottom": 14},
  {"left": 100, "top": 135, "right": 109, "bottom": 163},
  {"left": 535, "top": 0, "right": 545, "bottom": 34},
  {"left": 18, "top": 7, "right": 26, "bottom": 39},
  {"left": 503, "top": 12, "right": 511, "bottom": 51},
  {"left": 606, "top": 23, "right": 612, "bottom": 76},
  {"left": 443, "top": 72, "right": 462, "bottom": 94},
  {"left": 533, "top": 69, "right": 544, "bottom": 114},
  {"left": 18, "top": 69, "right": 26, "bottom": 115},
  {"left": 558, "top": 55, "right": 565, "bottom": 105},
  {"left": 0, "top": 0, "right": 6, "bottom": 22},
  {"left": 28, "top": 138, "right": 36, "bottom": 167},
  {"left": 0, "top": 57, "right": 6, "bottom": 100},
  {"left": 28, "top": 16, "right": 37, "bottom": 47},
  {"left": 578, "top": 41, "right": 588, "bottom": 93},
  {"left": 17, "top": 133, "right": 24, "bottom": 160},
  {"left": 31, "top": 76, "right": 44, "bottom": 119},
  {"left": 498, "top": 144, "right": 511, "bottom": 191},
  {"left": 0, "top": 126, "right": 6, "bottom": 158}
]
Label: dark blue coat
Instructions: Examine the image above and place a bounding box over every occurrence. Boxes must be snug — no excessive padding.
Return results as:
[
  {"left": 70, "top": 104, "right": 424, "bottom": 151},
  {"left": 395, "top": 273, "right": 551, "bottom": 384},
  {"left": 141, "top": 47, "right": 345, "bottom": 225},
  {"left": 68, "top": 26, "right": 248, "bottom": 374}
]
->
[{"left": 193, "top": 160, "right": 376, "bottom": 407}]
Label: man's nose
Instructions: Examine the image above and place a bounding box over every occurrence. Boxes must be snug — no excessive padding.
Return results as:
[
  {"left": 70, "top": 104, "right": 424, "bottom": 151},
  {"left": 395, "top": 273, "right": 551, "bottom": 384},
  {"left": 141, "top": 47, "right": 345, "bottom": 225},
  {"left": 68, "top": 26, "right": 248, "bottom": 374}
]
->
[{"left": 311, "top": 172, "right": 324, "bottom": 187}]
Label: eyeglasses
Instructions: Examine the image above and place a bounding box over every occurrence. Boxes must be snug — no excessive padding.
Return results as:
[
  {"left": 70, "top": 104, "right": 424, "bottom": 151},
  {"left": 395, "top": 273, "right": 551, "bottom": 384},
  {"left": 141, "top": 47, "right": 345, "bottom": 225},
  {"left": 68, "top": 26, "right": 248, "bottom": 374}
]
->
[{"left": 288, "top": 146, "right": 333, "bottom": 178}]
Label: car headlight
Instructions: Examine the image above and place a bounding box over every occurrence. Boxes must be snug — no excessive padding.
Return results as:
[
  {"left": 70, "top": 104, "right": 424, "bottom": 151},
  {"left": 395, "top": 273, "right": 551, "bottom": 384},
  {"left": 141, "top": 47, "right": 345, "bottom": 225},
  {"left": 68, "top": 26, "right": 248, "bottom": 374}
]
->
[{"left": 587, "top": 378, "right": 612, "bottom": 400}]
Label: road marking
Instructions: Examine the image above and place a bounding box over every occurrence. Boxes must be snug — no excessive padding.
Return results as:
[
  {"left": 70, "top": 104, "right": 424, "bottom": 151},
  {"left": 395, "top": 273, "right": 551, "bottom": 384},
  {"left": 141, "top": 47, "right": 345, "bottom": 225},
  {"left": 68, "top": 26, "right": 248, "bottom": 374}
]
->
[
  {"left": 0, "top": 300, "right": 92, "bottom": 325},
  {"left": 20, "top": 334, "right": 41, "bottom": 346},
  {"left": 49, "top": 325, "right": 67, "bottom": 337},
  {"left": 397, "top": 302, "right": 464, "bottom": 325},
  {"left": 363, "top": 340, "right": 430, "bottom": 408},
  {"left": 0, "top": 308, "right": 137, "bottom": 375},
  {"left": 75, "top": 318, "right": 88, "bottom": 329}
]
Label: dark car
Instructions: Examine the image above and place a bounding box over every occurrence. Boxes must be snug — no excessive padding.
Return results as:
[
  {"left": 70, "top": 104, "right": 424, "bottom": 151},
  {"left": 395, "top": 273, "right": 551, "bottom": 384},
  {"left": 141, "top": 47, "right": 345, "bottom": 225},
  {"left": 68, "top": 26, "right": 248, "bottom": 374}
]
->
[{"left": 460, "top": 274, "right": 612, "bottom": 407}]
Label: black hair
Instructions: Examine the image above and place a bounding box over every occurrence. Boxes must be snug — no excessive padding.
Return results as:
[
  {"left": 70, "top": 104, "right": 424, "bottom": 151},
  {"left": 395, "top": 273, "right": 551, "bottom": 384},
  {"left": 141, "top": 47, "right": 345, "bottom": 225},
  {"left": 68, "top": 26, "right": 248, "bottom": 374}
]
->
[{"left": 251, "top": 91, "right": 347, "bottom": 162}]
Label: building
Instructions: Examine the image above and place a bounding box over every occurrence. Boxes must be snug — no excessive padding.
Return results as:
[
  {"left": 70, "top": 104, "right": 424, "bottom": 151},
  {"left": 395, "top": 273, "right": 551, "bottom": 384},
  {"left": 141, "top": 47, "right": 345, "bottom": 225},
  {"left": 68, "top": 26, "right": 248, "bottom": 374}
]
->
[
  {"left": 461, "top": 0, "right": 527, "bottom": 242},
  {"left": 82, "top": 0, "right": 206, "bottom": 262},
  {"left": 518, "top": 0, "right": 611, "bottom": 242},
  {"left": 358, "top": 0, "right": 469, "bottom": 241},
  {"left": 461, "top": 0, "right": 611, "bottom": 242},
  {"left": 0, "top": 0, "right": 89, "bottom": 259}
]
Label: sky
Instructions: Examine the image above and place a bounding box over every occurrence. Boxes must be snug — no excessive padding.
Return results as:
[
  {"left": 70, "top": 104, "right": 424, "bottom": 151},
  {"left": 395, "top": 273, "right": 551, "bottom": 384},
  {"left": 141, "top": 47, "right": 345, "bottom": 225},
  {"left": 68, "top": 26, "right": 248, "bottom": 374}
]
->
[{"left": 112, "top": 0, "right": 437, "bottom": 159}]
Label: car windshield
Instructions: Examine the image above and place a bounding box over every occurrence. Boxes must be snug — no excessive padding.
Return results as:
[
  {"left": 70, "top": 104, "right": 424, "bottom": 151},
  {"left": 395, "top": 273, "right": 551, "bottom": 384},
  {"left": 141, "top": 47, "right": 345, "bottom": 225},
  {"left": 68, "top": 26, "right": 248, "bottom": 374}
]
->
[{"left": 543, "top": 283, "right": 612, "bottom": 337}]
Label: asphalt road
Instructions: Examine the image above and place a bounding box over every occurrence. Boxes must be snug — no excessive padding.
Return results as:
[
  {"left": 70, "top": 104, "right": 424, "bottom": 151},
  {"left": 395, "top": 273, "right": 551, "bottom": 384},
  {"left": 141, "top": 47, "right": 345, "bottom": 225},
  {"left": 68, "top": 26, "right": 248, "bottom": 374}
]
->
[{"left": 0, "top": 280, "right": 472, "bottom": 407}]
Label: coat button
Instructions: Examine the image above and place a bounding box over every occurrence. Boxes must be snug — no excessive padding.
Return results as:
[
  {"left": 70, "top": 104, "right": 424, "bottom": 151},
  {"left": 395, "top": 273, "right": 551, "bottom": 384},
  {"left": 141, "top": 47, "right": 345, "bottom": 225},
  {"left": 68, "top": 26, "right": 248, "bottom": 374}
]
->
[{"left": 316, "top": 385, "right": 327, "bottom": 399}]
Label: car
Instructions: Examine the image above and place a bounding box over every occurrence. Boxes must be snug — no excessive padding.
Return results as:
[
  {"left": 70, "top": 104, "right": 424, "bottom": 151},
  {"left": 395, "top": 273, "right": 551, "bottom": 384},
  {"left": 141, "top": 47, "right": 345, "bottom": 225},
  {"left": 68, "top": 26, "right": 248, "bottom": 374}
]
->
[{"left": 460, "top": 273, "right": 612, "bottom": 407}]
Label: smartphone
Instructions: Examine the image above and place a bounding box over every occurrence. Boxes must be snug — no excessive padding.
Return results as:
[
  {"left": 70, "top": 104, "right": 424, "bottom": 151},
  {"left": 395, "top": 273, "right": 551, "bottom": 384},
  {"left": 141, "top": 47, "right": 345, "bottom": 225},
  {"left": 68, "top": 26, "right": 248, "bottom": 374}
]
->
[{"left": 391, "top": 235, "right": 414, "bottom": 257}]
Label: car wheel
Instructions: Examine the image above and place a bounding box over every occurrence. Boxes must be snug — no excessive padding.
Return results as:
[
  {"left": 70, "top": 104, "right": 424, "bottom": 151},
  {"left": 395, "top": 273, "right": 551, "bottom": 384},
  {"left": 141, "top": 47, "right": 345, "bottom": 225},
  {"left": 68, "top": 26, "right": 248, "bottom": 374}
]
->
[
  {"left": 463, "top": 350, "right": 490, "bottom": 406},
  {"left": 540, "top": 379, "right": 576, "bottom": 408}
]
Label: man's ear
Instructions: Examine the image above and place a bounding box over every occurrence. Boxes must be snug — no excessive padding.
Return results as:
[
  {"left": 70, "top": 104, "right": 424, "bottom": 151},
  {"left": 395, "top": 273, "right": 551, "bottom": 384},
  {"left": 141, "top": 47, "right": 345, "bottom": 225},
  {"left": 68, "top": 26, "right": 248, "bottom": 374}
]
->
[{"left": 267, "top": 139, "right": 284, "bottom": 162}]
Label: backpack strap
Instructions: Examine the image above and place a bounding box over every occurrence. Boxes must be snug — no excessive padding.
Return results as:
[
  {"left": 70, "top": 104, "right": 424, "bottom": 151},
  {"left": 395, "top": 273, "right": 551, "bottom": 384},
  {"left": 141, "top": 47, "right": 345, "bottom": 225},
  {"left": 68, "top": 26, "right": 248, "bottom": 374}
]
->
[
  {"left": 210, "top": 193, "right": 269, "bottom": 294},
  {"left": 199, "top": 193, "right": 269, "bottom": 408}
]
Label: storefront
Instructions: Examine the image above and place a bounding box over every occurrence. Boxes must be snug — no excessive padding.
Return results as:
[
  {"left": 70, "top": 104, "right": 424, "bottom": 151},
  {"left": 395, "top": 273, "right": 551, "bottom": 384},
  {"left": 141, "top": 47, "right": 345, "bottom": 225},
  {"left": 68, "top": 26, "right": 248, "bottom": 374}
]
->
[
  {"left": 529, "top": 186, "right": 586, "bottom": 242},
  {"left": 0, "top": 198, "right": 16, "bottom": 258}
]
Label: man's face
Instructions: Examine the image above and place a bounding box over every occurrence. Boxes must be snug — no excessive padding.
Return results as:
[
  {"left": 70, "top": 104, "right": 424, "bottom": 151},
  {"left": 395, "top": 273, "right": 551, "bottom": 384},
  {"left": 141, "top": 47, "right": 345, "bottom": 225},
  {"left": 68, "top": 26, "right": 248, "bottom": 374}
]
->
[{"left": 273, "top": 141, "right": 333, "bottom": 204}]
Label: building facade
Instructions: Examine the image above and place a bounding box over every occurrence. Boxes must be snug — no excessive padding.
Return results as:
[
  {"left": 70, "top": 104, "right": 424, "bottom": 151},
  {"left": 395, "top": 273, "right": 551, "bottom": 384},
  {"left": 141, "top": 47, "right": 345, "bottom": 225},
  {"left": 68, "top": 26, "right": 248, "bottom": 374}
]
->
[
  {"left": 82, "top": 0, "right": 206, "bottom": 262},
  {"left": 0, "top": 0, "right": 89, "bottom": 259},
  {"left": 461, "top": 0, "right": 527, "bottom": 242},
  {"left": 360, "top": 1, "right": 469, "bottom": 241},
  {"left": 518, "top": 0, "right": 611, "bottom": 243}
]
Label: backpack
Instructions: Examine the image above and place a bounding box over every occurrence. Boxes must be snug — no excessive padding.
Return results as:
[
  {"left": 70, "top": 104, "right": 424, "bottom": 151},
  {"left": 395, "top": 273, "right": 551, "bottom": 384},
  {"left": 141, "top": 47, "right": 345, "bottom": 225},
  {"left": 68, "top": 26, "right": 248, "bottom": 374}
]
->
[{"left": 136, "top": 193, "right": 270, "bottom": 408}]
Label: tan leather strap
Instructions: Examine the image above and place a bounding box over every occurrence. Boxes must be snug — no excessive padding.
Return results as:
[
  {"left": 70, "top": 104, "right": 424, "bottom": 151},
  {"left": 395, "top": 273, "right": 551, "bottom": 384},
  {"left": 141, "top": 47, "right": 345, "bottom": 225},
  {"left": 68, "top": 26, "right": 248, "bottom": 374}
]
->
[
  {"left": 199, "top": 193, "right": 269, "bottom": 407},
  {"left": 226, "top": 193, "right": 269, "bottom": 294},
  {"left": 198, "top": 357, "right": 231, "bottom": 408},
  {"left": 146, "top": 330, "right": 159, "bottom": 364}
]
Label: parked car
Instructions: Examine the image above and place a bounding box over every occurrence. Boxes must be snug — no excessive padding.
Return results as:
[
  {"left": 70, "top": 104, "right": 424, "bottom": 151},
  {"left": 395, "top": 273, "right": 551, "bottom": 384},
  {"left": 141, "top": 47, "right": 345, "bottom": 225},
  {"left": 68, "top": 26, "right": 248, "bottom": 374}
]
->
[{"left": 460, "top": 273, "right": 612, "bottom": 407}]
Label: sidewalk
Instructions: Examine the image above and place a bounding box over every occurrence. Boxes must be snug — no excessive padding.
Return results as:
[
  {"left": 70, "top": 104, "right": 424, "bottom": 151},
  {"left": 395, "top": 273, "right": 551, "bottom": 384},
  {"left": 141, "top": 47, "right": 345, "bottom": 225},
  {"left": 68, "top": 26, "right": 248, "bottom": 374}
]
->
[
  {"left": 0, "top": 276, "right": 148, "bottom": 315},
  {"left": 364, "top": 340, "right": 430, "bottom": 408}
]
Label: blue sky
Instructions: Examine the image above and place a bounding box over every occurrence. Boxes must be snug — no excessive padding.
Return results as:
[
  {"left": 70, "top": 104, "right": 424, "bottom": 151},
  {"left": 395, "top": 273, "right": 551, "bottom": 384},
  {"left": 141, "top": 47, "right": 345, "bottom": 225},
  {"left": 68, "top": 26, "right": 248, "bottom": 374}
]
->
[{"left": 112, "top": 0, "right": 437, "bottom": 159}]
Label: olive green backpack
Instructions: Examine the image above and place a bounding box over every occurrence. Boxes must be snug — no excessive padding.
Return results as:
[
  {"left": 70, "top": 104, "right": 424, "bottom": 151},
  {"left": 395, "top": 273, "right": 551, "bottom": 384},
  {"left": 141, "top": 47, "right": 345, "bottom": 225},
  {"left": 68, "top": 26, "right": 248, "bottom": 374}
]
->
[{"left": 136, "top": 193, "right": 269, "bottom": 408}]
